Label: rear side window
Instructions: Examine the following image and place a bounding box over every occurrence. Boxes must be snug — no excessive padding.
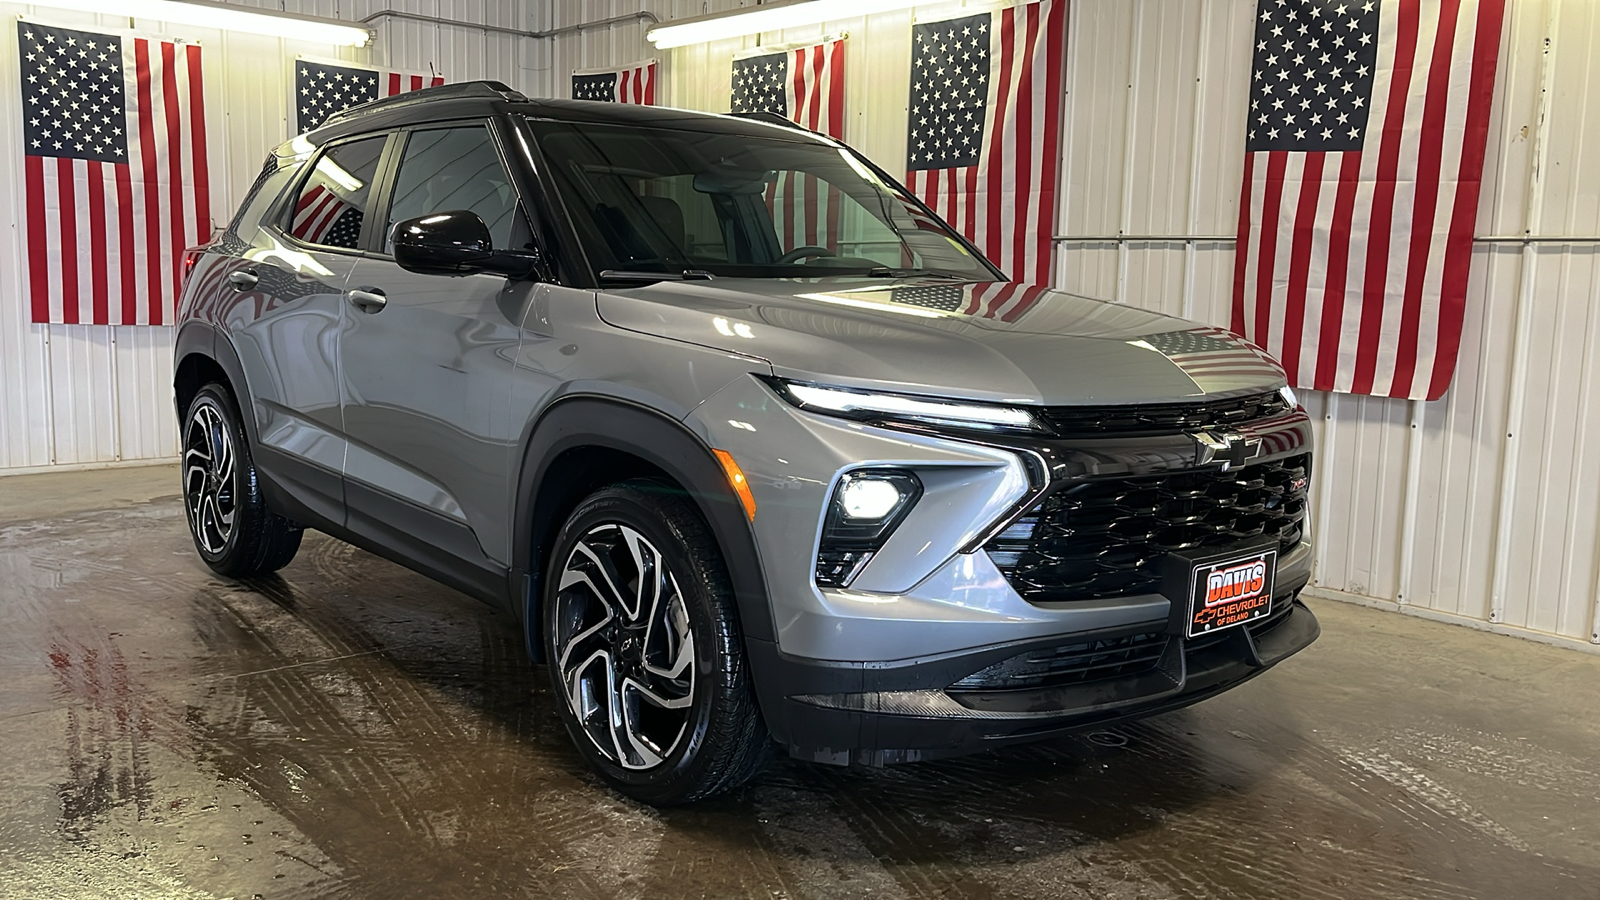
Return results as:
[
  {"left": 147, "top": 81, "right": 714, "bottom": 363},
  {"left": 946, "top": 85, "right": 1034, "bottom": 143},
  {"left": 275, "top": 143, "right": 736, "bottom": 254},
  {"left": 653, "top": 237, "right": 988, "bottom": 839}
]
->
[
  {"left": 386, "top": 126, "right": 519, "bottom": 251},
  {"left": 285, "top": 135, "right": 388, "bottom": 250},
  {"left": 227, "top": 156, "right": 303, "bottom": 241}
]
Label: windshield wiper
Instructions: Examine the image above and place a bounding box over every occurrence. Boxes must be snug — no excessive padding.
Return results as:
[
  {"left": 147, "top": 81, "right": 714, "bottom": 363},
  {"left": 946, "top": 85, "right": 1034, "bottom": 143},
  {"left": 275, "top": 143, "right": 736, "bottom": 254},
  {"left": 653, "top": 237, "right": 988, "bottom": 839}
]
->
[
  {"left": 598, "top": 269, "right": 716, "bottom": 285},
  {"left": 865, "top": 267, "right": 968, "bottom": 280}
]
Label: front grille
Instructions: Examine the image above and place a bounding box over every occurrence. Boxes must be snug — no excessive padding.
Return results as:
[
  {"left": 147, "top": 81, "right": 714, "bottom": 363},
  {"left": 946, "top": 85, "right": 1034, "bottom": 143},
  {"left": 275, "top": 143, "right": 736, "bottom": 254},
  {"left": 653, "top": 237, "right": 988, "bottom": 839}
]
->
[
  {"left": 1039, "top": 390, "right": 1291, "bottom": 437},
  {"left": 949, "top": 631, "right": 1167, "bottom": 692},
  {"left": 987, "top": 454, "right": 1310, "bottom": 602}
]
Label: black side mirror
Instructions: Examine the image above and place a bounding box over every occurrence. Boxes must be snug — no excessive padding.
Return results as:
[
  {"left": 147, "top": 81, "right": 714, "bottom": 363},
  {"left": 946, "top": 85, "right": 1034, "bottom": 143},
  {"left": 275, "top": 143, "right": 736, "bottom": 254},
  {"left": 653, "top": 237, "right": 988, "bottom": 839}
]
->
[{"left": 392, "top": 210, "right": 540, "bottom": 279}]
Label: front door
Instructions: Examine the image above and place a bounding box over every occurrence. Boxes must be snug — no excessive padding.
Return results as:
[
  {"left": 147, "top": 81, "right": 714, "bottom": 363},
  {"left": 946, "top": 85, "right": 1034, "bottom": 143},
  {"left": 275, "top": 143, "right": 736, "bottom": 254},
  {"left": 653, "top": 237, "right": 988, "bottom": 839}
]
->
[{"left": 338, "top": 123, "right": 534, "bottom": 579}]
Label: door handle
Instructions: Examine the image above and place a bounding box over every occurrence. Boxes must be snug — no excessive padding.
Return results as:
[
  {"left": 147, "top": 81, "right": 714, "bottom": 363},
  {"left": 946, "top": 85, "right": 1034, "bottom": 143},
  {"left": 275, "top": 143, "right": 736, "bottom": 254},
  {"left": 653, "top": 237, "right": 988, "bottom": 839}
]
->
[
  {"left": 348, "top": 287, "right": 388, "bottom": 314},
  {"left": 226, "top": 269, "right": 258, "bottom": 290}
]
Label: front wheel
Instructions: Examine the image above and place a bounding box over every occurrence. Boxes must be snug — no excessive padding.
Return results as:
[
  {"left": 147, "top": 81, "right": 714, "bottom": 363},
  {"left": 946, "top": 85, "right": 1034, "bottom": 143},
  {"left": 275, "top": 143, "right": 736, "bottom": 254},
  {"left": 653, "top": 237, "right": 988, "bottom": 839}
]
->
[{"left": 543, "top": 481, "right": 767, "bottom": 805}]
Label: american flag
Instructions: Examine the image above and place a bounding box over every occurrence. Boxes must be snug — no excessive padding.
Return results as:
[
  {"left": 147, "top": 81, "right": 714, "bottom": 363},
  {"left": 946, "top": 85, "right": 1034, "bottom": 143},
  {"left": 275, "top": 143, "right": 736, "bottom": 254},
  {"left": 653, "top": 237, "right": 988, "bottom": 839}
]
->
[
  {"left": 730, "top": 40, "right": 845, "bottom": 251},
  {"left": 1231, "top": 0, "right": 1506, "bottom": 400},
  {"left": 571, "top": 60, "right": 657, "bottom": 104},
  {"left": 21, "top": 21, "right": 209, "bottom": 326},
  {"left": 293, "top": 58, "right": 443, "bottom": 133},
  {"left": 905, "top": 0, "right": 1065, "bottom": 287}
]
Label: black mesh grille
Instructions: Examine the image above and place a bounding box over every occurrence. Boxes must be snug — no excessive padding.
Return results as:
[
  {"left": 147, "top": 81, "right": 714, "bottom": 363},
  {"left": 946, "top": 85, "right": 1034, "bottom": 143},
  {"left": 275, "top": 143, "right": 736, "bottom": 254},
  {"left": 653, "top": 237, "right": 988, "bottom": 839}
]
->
[
  {"left": 987, "top": 454, "right": 1311, "bottom": 602},
  {"left": 1040, "top": 391, "right": 1291, "bottom": 436},
  {"left": 949, "top": 632, "right": 1168, "bottom": 692}
]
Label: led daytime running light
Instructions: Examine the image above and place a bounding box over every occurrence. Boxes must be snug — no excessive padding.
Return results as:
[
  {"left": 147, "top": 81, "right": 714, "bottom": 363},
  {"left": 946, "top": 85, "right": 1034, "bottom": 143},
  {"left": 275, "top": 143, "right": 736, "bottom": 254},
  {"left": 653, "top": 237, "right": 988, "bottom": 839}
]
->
[{"left": 783, "top": 381, "right": 1039, "bottom": 431}]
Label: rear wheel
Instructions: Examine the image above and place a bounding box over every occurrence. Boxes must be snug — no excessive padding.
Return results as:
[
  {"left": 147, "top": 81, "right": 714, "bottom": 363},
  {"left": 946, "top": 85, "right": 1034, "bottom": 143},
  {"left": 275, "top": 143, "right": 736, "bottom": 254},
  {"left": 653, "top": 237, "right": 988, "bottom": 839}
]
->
[
  {"left": 182, "top": 383, "right": 302, "bottom": 577},
  {"left": 543, "top": 480, "right": 767, "bottom": 805}
]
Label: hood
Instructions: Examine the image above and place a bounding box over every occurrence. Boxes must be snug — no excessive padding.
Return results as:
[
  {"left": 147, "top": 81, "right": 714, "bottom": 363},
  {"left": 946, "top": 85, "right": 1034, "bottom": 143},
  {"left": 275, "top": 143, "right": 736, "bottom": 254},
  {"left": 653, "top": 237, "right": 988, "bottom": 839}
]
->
[{"left": 596, "top": 279, "right": 1287, "bottom": 406}]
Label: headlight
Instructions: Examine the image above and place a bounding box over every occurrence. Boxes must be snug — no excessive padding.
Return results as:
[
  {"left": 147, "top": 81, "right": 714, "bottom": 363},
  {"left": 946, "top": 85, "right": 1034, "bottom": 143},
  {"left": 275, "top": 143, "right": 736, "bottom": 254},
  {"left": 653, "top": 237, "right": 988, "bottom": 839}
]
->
[
  {"left": 1279, "top": 385, "right": 1299, "bottom": 408},
  {"left": 816, "top": 470, "right": 922, "bottom": 588},
  {"left": 766, "top": 377, "right": 1043, "bottom": 433}
]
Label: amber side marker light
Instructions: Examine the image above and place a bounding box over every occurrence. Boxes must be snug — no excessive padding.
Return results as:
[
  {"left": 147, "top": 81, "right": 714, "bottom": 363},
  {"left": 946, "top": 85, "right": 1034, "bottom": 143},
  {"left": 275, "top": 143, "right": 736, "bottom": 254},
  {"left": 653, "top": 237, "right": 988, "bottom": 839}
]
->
[{"left": 712, "top": 449, "right": 757, "bottom": 521}]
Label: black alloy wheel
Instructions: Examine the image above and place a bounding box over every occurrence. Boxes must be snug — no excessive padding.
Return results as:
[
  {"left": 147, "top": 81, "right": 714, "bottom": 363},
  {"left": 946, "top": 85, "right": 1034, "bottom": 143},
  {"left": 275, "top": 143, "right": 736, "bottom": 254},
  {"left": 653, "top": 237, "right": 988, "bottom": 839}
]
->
[
  {"left": 544, "top": 480, "right": 767, "bottom": 804},
  {"left": 181, "top": 383, "right": 302, "bottom": 577}
]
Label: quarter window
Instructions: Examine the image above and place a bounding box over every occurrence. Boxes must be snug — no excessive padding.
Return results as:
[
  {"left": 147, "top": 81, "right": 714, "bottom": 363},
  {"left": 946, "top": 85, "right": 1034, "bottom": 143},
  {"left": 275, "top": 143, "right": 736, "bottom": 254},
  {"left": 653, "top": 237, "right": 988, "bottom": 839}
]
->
[
  {"left": 386, "top": 126, "right": 520, "bottom": 252},
  {"left": 285, "top": 136, "right": 387, "bottom": 251}
]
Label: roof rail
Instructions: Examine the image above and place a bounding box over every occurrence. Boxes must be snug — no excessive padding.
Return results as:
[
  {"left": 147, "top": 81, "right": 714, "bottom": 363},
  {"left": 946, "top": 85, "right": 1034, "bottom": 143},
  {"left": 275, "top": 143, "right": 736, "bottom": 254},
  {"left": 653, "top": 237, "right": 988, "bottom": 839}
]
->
[
  {"left": 321, "top": 80, "right": 529, "bottom": 127},
  {"left": 730, "top": 111, "right": 812, "bottom": 133}
]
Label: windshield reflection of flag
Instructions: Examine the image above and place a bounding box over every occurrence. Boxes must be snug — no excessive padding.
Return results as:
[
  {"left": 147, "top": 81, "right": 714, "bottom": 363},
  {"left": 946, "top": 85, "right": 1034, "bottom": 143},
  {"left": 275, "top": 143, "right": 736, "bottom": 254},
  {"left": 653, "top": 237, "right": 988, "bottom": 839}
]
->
[{"left": 732, "top": 40, "right": 844, "bottom": 254}]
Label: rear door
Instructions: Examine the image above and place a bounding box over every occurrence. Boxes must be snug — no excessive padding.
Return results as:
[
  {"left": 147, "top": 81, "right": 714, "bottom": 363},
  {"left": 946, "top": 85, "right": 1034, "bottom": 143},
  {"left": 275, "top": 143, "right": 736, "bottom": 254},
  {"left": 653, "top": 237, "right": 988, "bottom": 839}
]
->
[
  {"left": 338, "top": 121, "right": 535, "bottom": 576},
  {"left": 226, "top": 133, "right": 393, "bottom": 524}
]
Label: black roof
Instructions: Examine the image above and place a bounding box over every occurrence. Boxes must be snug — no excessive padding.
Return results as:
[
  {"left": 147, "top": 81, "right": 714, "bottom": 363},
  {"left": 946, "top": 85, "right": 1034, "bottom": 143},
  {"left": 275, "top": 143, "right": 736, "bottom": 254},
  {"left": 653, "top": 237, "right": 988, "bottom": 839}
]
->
[{"left": 296, "top": 79, "right": 832, "bottom": 148}]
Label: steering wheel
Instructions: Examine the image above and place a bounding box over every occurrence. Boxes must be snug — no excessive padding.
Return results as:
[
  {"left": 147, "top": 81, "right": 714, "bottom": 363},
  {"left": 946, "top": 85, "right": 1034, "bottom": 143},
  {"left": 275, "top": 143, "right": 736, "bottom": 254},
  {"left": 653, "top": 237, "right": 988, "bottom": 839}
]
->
[{"left": 775, "top": 245, "right": 836, "bottom": 265}]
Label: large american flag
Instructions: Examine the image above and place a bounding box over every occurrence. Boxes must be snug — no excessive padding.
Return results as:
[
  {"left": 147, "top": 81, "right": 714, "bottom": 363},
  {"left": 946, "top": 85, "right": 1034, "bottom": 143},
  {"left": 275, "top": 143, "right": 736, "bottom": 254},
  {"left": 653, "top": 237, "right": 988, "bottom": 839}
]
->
[
  {"left": 905, "top": 0, "right": 1065, "bottom": 287},
  {"left": 730, "top": 39, "right": 845, "bottom": 251},
  {"left": 20, "top": 21, "right": 209, "bottom": 326},
  {"left": 571, "top": 60, "right": 657, "bottom": 104},
  {"left": 293, "top": 58, "right": 443, "bottom": 133},
  {"left": 1231, "top": 0, "right": 1506, "bottom": 400}
]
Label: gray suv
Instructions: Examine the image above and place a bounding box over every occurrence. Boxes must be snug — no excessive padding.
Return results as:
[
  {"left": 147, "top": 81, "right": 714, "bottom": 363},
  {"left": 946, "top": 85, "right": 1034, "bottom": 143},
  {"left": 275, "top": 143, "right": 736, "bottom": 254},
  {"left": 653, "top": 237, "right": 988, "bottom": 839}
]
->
[{"left": 174, "top": 81, "right": 1318, "bottom": 804}]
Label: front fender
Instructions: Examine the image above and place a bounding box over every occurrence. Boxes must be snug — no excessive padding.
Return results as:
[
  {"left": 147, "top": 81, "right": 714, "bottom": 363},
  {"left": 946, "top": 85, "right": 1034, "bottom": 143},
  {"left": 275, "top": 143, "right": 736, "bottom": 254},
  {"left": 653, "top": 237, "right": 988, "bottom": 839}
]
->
[{"left": 509, "top": 396, "right": 776, "bottom": 656}]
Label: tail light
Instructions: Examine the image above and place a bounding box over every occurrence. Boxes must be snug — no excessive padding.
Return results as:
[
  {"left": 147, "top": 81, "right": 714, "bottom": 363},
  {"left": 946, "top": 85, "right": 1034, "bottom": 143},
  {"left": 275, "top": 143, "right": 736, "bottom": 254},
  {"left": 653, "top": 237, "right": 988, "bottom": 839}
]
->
[{"left": 181, "top": 247, "right": 204, "bottom": 288}]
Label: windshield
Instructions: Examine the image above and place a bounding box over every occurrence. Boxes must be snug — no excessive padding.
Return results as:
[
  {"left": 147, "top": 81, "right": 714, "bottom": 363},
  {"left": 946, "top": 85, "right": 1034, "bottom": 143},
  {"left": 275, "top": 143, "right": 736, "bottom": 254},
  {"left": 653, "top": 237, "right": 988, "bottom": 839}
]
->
[{"left": 527, "top": 118, "right": 1001, "bottom": 281}]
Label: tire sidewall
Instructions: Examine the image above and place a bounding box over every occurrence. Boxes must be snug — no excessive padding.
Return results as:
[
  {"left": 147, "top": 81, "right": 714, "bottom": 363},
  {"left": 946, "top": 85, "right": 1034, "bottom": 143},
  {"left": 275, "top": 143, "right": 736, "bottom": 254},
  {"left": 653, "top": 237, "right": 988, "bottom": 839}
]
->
[
  {"left": 542, "top": 485, "right": 730, "bottom": 800},
  {"left": 183, "top": 385, "right": 251, "bottom": 568}
]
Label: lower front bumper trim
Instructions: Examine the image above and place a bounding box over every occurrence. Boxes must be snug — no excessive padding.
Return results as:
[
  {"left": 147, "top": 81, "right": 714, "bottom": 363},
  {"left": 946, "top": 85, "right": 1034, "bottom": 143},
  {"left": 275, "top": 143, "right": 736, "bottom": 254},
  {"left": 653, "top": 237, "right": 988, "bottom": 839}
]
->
[{"left": 766, "top": 598, "right": 1320, "bottom": 767}]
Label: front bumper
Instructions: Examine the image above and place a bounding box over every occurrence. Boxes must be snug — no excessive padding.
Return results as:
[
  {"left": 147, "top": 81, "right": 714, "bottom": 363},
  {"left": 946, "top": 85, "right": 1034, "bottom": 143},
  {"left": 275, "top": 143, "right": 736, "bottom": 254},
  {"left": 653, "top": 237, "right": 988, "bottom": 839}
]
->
[
  {"left": 687, "top": 375, "right": 1319, "bottom": 762},
  {"left": 749, "top": 591, "right": 1319, "bottom": 766}
]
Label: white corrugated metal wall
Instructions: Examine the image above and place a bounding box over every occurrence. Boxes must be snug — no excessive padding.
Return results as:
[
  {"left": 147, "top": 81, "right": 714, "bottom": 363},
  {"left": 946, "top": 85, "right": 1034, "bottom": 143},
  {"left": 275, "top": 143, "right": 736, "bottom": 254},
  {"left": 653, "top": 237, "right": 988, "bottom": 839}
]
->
[
  {"left": 0, "top": 0, "right": 538, "bottom": 474},
  {"left": 536, "top": 0, "right": 1600, "bottom": 651}
]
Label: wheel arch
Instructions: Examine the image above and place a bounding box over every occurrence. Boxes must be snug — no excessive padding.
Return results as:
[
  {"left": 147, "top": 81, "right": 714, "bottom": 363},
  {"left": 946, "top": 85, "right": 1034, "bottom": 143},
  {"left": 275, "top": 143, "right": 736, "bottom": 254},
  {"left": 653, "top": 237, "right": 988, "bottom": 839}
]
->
[
  {"left": 511, "top": 396, "right": 774, "bottom": 662},
  {"left": 173, "top": 322, "right": 258, "bottom": 445}
]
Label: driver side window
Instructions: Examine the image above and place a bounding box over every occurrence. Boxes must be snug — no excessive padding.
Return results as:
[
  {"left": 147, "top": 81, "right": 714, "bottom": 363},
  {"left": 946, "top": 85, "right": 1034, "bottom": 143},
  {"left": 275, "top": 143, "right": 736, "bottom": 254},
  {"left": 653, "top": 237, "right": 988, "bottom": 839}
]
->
[{"left": 386, "top": 125, "right": 522, "bottom": 253}]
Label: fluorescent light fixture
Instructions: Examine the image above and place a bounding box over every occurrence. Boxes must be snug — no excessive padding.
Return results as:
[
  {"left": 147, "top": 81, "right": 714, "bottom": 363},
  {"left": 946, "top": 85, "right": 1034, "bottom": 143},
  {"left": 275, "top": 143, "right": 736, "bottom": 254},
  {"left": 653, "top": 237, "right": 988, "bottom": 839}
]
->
[
  {"left": 648, "top": 0, "right": 922, "bottom": 48},
  {"left": 32, "top": 0, "right": 371, "bottom": 46}
]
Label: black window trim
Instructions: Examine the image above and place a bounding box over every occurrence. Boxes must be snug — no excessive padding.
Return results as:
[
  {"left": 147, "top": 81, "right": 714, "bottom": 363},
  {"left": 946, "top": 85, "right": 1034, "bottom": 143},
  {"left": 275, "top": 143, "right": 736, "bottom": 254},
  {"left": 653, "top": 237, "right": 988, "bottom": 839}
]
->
[
  {"left": 368, "top": 115, "right": 530, "bottom": 262},
  {"left": 268, "top": 130, "right": 400, "bottom": 258}
]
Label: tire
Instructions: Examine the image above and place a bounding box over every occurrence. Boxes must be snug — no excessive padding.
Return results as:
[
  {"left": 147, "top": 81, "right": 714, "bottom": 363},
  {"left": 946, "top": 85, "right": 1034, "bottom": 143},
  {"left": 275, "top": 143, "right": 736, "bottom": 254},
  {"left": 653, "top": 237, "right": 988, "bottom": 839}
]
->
[
  {"left": 543, "top": 480, "right": 767, "bottom": 805},
  {"left": 181, "top": 383, "right": 302, "bottom": 577}
]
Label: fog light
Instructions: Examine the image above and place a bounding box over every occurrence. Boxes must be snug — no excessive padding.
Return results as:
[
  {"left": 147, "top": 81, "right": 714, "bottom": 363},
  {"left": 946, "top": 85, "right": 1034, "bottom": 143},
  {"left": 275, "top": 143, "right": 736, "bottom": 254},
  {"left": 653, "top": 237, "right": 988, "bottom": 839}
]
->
[
  {"left": 840, "top": 477, "right": 905, "bottom": 521},
  {"left": 816, "top": 470, "right": 922, "bottom": 588}
]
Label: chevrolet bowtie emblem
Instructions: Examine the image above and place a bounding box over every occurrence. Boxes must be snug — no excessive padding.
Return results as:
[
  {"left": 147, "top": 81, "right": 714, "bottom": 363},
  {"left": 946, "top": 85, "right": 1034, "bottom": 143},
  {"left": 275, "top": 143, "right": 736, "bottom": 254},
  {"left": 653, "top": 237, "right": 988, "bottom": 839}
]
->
[{"left": 1192, "top": 431, "right": 1263, "bottom": 471}]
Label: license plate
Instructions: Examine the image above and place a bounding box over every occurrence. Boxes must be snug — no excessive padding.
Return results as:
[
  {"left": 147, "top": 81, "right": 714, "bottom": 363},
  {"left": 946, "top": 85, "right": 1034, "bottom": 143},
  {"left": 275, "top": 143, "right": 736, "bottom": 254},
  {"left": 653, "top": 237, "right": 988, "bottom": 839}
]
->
[{"left": 1187, "top": 549, "right": 1277, "bottom": 638}]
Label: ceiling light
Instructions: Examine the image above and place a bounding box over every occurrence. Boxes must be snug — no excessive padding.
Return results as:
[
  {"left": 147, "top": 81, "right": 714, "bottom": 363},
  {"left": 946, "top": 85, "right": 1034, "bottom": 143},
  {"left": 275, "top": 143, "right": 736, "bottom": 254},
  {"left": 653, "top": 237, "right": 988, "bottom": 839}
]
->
[
  {"left": 647, "top": 0, "right": 922, "bottom": 48},
  {"left": 33, "top": 0, "right": 371, "bottom": 46}
]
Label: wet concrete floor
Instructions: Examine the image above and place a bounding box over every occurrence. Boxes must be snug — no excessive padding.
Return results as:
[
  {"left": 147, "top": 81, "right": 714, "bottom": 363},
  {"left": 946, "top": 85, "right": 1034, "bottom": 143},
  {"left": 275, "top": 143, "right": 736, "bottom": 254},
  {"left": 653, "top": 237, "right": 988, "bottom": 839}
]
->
[{"left": 2, "top": 464, "right": 1599, "bottom": 899}]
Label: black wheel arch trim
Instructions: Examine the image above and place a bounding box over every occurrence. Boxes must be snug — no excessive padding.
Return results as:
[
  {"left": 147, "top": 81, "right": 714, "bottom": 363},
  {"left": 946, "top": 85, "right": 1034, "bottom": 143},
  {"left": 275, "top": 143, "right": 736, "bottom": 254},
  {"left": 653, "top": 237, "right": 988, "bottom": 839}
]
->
[
  {"left": 510, "top": 395, "right": 776, "bottom": 664},
  {"left": 174, "top": 322, "right": 259, "bottom": 446},
  {"left": 173, "top": 324, "right": 342, "bottom": 536}
]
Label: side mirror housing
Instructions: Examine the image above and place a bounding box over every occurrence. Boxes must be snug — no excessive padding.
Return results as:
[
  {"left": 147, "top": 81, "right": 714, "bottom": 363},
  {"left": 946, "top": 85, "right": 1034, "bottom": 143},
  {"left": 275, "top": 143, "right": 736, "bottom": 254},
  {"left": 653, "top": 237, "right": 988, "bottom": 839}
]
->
[{"left": 392, "top": 210, "right": 540, "bottom": 279}]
